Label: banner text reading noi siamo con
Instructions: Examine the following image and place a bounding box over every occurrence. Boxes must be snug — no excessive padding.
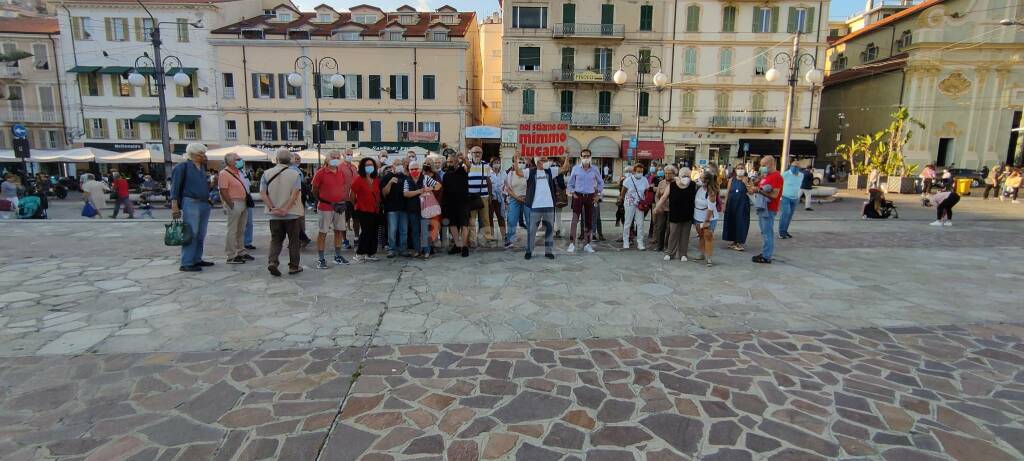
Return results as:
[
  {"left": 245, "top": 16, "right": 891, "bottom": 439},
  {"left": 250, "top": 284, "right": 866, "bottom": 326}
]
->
[{"left": 519, "top": 123, "right": 569, "bottom": 157}]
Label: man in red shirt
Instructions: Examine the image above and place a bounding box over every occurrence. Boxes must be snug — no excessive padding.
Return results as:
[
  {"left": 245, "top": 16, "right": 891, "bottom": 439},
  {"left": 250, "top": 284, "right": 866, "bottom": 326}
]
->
[
  {"left": 340, "top": 149, "right": 359, "bottom": 245},
  {"left": 753, "top": 156, "right": 782, "bottom": 264},
  {"left": 311, "top": 151, "right": 354, "bottom": 268},
  {"left": 110, "top": 171, "right": 134, "bottom": 219}
]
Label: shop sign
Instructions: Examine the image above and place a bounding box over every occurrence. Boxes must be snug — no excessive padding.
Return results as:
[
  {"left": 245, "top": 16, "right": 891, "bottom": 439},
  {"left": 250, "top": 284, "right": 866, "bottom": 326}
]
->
[{"left": 518, "top": 123, "right": 569, "bottom": 157}]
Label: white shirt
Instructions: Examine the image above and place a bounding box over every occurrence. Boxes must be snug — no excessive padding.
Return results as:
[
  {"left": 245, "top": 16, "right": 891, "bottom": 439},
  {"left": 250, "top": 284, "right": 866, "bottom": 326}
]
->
[
  {"left": 530, "top": 167, "right": 557, "bottom": 209},
  {"left": 694, "top": 186, "right": 720, "bottom": 222},
  {"left": 82, "top": 180, "right": 109, "bottom": 206},
  {"left": 489, "top": 170, "right": 507, "bottom": 199},
  {"left": 622, "top": 174, "right": 649, "bottom": 207}
]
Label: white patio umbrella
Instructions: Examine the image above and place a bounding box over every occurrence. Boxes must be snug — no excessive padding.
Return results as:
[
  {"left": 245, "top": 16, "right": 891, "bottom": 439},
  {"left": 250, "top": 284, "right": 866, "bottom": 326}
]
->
[
  {"left": 96, "top": 148, "right": 184, "bottom": 164},
  {"left": 204, "top": 145, "right": 273, "bottom": 163}
]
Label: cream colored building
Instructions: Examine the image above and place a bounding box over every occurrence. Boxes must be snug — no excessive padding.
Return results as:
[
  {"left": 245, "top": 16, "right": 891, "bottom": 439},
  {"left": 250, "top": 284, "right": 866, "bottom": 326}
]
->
[
  {"left": 820, "top": 0, "right": 1024, "bottom": 168},
  {"left": 209, "top": 4, "right": 480, "bottom": 157},
  {"left": 479, "top": 11, "right": 503, "bottom": 128},
  {"left": 0, "top": 16, "right": 64, "bottom": 152},
  {"left": 500, "top": 0, "right": 670, "bottom": 173}
]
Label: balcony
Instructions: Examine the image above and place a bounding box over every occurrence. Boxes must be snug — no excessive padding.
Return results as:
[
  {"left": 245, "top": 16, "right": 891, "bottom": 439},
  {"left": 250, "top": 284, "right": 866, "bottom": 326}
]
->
[
  {"left": 182, "top": 129, "right": 199, "bottom": 140},
  {"left": 225, "top": 129, "right": 238, "bottom": 141},
  {"left": 1, "top": 110, "right": 59, "bottom": 123},
  {"left": 553, "top": 23, "right": 625, "bottom": 39},
  {"left": 708, "top": 115, "right": 777, "bottom": 132},
  {"left": 0, "top": 66, "right": 22, "bottom": 78},
  {"left": 551, "top": 112, "right": 622, "bottom": 129},
  {"left": 286, "top": 129, "right": 302, "bottom": 141},
  {"left": 551, "top": 68, "right": 616, "bottom": 86}
]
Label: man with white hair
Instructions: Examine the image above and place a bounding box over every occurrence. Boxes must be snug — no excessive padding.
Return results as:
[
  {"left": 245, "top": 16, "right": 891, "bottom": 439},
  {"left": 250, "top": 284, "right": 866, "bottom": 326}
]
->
[
  {"left": 340, "top": 149, "right": 359, "bottom": 246},
  {"left": 290, "top": 152, "right": 312, "bottom": 247},
  {"left": 753, "top": 155, "right": 783, "bottom": 264},
  {"left": 311, "top": 150, "right": 352, "bottom": 268},
  {"left": 261, "top": 148, "right": 305, "bottom": 276},
  {"left": 171, "top": 143, "right": 213, "bottom": 272},
  {"left": 80, "top": 173, "right": 109, "bottom": 219},
  {"left": 218, "top": 152, "right": 252, "bottom": 264}
]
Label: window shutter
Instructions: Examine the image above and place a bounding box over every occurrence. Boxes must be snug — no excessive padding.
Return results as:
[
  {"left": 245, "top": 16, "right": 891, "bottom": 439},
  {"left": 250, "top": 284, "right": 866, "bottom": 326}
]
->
[
  {"left": 270, "top": 122, "right": 278, "bottom": 141},
  {"left": 71, "top": 18, "right": 80, "bottom": 39},
  {"left": 104, "top": 18, "right": 113, "bottom": 41},
  {"left": 134, "top": 18, "right": 142, "bottom": 41},
  {"left": 294, "top": 81, "right": 301, "bottom": 98},
  {"left": 267, "top": 74, "right": 275, "bottom": 98},
  {"left": 252, "top": 73, "right": 259, "bottom": 98},
  {"left": 771, "top": 7, "right": 780, "bottom": 32},
  {"left": 389, "top": 75, "right": 396, "bottom": 99},
  {"left": 752, "top": 7, "right": 761, "bottom": 33},
  {"left": 356, "top": 75, "right": 363, "bottom": 99},
  {"left": 254, "top": 122, "right": 262, "bottom": 141},
  {"left": 562, "top": 3, "right": 575, "bottom": 24},
  {"left": 277, "top": 74, "right": 285, "bottom": 98},
  {"left": 297, "top": 122, "right": 303, "bottom": 140},
  {"left": 369, "top": 75, "right": 380, "bottom": 99},
  {"left": 787, "top": 8, "right": 797, "bottom": 33},
  {"left": 805, "top": 7, "right": 815, "bottom": 33},
  {"left": 401, "top": 76, "right": 408, "bottom": 100}
]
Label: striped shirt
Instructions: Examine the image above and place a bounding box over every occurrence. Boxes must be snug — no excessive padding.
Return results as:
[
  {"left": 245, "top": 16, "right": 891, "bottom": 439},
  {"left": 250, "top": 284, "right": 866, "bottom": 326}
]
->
[
  {"left": 467, "top": 162, "right": 490, "bottom": 196},
  {"left": 403, "top": 175, "right": 439, "bottom": 192}
]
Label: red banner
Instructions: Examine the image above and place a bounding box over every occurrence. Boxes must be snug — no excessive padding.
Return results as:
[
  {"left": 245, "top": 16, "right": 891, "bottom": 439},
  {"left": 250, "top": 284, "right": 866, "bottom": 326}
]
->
[
  {"left": 406, "top": 131, "right": 439, "bottom": 142},
  {"left": 518, "top": 122, "right": 569, "bottom": 157}
]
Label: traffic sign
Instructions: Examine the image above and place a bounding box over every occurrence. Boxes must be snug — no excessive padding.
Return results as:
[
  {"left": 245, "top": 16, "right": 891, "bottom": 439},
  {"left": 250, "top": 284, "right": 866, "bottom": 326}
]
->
[
  {"left": 629, "top": 136, "right": 638, "bottom": 149},
  {"left": 11, "top": 124, "right": 27, "bottom": 139},
  {"left": 13, "top": 137, "right": 30, "bottom": 159}
]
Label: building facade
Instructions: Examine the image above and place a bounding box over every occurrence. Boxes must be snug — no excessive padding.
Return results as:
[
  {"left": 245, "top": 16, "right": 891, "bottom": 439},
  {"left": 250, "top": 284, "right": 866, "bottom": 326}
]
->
[
  {"left": 54, "top": 0, "right": 271, "bottom": 154},
  {"left": 209, "top": 3, "right": 480, "bottom": 156},
  {"left": 0, "top": 16, "right": 64, "bottom": 152},
  {"left": 479, "top": 11, "right": 503, "bottom": 128},
  {"left": 819, "top": 0, "right": 1024, "bottom": 169}
]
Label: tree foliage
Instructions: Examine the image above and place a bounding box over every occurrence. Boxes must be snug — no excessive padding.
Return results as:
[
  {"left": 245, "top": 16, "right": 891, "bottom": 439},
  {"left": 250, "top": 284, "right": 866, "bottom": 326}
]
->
[{"left": 837, "top": 107, "right": 924, "bottom": 177}]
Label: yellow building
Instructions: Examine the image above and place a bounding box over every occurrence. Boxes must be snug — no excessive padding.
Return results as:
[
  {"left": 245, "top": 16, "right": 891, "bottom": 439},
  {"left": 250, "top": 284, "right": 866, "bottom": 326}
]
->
[
  {"left": 0, "top": 16, "right": 65, "bottom": 152},
  {"left": 209, "top": 3, "right": 480, "bottom": 157},
  {"left": 479, "top": 11, "right": 503, "bottom": 128}
]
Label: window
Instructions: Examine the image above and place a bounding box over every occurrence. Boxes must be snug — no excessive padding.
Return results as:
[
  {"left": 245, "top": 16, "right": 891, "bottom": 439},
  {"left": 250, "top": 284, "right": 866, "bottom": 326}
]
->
[
  {"left": 862, "top": 43, "right": 879, "bottom": 62},
  {"left": 559, "top": 90, "right": 573, "bottom": 115},
  {"left": 32, "top": 43, "right": 48, "bottom": 70},
  {"left": 639, "top": 91, "right": 650, "bottom": 117},
  {"left": 398, "top": 14, "right": 417, "bottom": 25},
  {"left": 222, "top": 73, "right": 235, "bottom": 99},
  {"left": 751, "top": 92, "right": 766, "bottom": 113},
  {"left": 684, "top": 47, "right": 698, "bottom": 75},
  {"left": 562, "top": 3, "right": 575, "bottom": 24},
  {"left": 384, "top": 30, "right": 404, "bottom": 41},
  {"left": 518, "top": 46, "right": 540, "bottom": 71},
  {"left": 116, "top": 119, "right": 137, "bottom": 139},
  {"left": 722, "top": 6, "right": 737, "bottom": 32},
  {"left": 598, "top": 91, "right": 612, "bottom": 114},
  {"left": 639, "top": 5, "right": 653, "bottom": 31},
  {"left": 176, "top": 18, "right": 189, "bottom": 42},
  {"left": 429, "top": 30, "right": 449, "bottom": 41},
  {"left": 440, "top": 14, "right": 457, "bottom": 24},
  {"left": 397, "top": 121, "right": 415, "bottom": 140},
  {"left": 335, "top": 31, "right": 361, "bottom": 41},
  {"left": 686, "top": 5, "right": 700, "bottom": 32},
  {"left": 225, "top": 120, "right": 237, "bottom": 141},
  {"left": 353, "top": 14, "right": 377, "bottom": 24},
  {"left": 423, "top": 75, "right": 435, "bottom": 100},
  {"left": 368, "top": 75, "right": 381, "bottom": 99},
  {"left": 834, "top": 53, "right": 848, "bottom": 70},
  {"left": 343, "top": 74, "right": 360, "bottom": 99},
  {"left": 681, "top": 91, "right": 695, "bottom": 114},
  {"left": 897, "top": 30, "right": 912, "bottom": 49},
  {"left": 512, "top": 6, "right": 547, "bottom": 29},
  {"left": 178, "top": 120, "right": 200, "bottom": 140},
  {"left": 281, "top": 74, "right": 301, "bottom": 98},
  {"left": 594, "top": 48, "right": 614, "bottom": 70},
  {"left": 522, "top": 89, "right": 535, "bottom": 115},
  {"left": 72, "top": 17, "right": 92, "bottom": 40},
  {"left": 754, "top": 48, "right": 769, "bottom": 75},
  {"left": 288, "top": 29, "right": 310, "bottom": 40},
  {"left": 147, "top": 75, "right": 158, "bottom": 97},
  {"left": 601, "top": 4, "right": 614, "bottom": 26},
  {"left": 176, "top": 71, "right": 197, "bottom": 98},
  {"left": 1, "top": 43, "right": 16, "bottom": 68},
  {"left": 150, "top": 122, "right": 161, "bottom": 140},
  {"left": 560, "top": 47, "right": 575, "bottom": 70},
  {"left": 106, "top": 17, "right": 128, "bottom": 41},
  {"left": 282, "top": 121, "right": 303, "bottom": 141},
  {"left": 715, "top": 92, "right": 730, "bottom": 116},
  {"left": 639, "top": 48, "right": 652, "bottom": 74},
  {"left": 7, "top": 86, "right": 22, "bottom": 112},
  {"left": 38, "top": 86, "right": 55, "bottom": 115},
  {"left": 86, "top": 118, "right": 108, "bottom": 138},
  {"left": 241, "top": 29, "right": 264, "bottom": 39},
  {"left": 829, "top": 28, "right": 839, "bottom": 37},
  {"left": 718, "top": 48, "right": 733, "bottom": 75},
  {"left": 277, "top": 12, "right": 292, "bottom": 21},
  {"left": 253, "top": 73, "right": 274, "bottom": 98},
  {"left": 370, "top": 120, "right": 382, "bottom": 142},
  {"left": 79, "top": 72, "right": 101, "bottom": 96},
  {"left": 318, "top": 13, "right": 332, "bottom": 23},
  {"left": 753, "top": 7, "right": 777, "bottom": 33},
  {"left": 787, "top": 7, "right": 815, "bottom": 34},
  {"left": 254, "top": 121, "right": 277, "bottom": 141},
  {"left": 114, "top": 73, "right": 132, "bottom": 97},
  {"left": 389, "top": 74, "right": 409, "bottom": 100},
  {"left": 41, "top": 130, "right": 59, "bottom": 149}
]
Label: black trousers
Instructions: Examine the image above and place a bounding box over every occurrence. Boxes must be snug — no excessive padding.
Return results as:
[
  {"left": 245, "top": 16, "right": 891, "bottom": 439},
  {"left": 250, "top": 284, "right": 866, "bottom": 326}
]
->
[
  {"left": 936, "top": 193, "right": 960, "bottom": 220},
  {"left": 269, "top": 217, "right": 301, "bottom": 270},
  {"left": 356, "top": 211, "right": 379, "bottom": 256},
  {"left": 983, "top": 183, "right": 999, "bottom": 199}
]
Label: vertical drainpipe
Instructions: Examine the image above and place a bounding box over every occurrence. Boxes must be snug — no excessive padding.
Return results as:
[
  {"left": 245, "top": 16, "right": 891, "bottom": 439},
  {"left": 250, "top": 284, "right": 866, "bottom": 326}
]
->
[
  {"left": 60, "top": 3, "right": 86, "bottom": 138},
  {"left": 809, "top": 0, "right": 824, "bottom": 131},
  {"left": 413, "top": 47, "right": 418, "bottom": 129},
  {"left": 241, "top": 43, "right": 251, "bottom": 143},
  {"left": 660, "top": 0, "right": 678, "bottom": 143},
  {"left": 47, "top": 33, "right": 68, "bottom": 148}
]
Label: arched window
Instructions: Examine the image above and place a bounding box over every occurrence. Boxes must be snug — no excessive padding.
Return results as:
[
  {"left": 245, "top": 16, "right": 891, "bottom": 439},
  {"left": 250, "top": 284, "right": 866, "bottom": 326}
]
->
[
  {"left": 684, "top": 47, "right": 698, "bottom": 75},
  {"left": 715, "top": 91, "right": 730, "bottom": 116},
  {"left": 751, "top": 92, "right": 766, "bottom": 113},
  {"left": 718, "top": 48, "right": 733, "bottom": 75}
]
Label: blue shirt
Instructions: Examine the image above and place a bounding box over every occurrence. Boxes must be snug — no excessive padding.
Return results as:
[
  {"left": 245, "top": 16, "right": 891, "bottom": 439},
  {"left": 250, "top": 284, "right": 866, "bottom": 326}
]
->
[
  {"left": 781, "top": 169, "right": 803, "bottom": 199},
  {"left": 567, "top": 164, "right": 604, "bottom": 194},
  {"left": 171, "top": 161, "right": 210, "bottom": 202}
]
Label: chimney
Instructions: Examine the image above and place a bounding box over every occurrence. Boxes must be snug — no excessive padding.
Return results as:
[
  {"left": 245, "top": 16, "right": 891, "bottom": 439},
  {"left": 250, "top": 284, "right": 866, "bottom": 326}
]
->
[{"left": 865, "top": 0, "right": 874, "bottom": 11}]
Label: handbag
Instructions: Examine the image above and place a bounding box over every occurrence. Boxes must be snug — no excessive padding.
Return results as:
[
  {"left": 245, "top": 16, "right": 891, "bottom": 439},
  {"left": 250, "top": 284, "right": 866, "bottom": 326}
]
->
[
  {"left": 164, "top": 218, "right": 194, "bottom": 247},
  {"left": 223, "top": 169, "right": 256, "bottom": 208},
  {"left": 420, "top": 191, "right": 441, "bottom": 218},
  {"left": 81, "top": 201, "right": 98, "bottom": 218},
  {"left": 0, "top": 199, "right": 11, "bottom": 212}
]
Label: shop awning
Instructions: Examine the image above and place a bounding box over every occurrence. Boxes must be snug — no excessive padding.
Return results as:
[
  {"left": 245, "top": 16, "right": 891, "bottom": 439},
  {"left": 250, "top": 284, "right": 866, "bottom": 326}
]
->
[
  {"left": 586, "top": 136, "right": 620, "bottom": 158},
  {"left": 134, "top": 114, "right": 160, "bottom": 123},
  {"left": 67, "top": 65, "right": 101, "bottom": 73},
  {"left": 169, "top": 115, "right": 200, "bottom": 123},
  {"left": 98, "top": 66, "right": 132, "bottom": 75},
  {"left": 620, "top": 140, "right": 665, "bottom": 160},
  {"left": 134, "top": 67, "right": 158, "bottom": 75},
  {"left": 165, "top": 67, "right": 197, "bottom": 75},
  {"left": 738, "top": 139, "right": 818, "bottom": 158},
  {"left": 565, "top": 136, "right": 582, "bottom": 157}
]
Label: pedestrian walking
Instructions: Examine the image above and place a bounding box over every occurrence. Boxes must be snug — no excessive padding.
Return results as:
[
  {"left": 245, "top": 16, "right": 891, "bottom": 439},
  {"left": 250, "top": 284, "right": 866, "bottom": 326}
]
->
[
  {"left": 312, "top": 151, "right": 354, "bottom": 269},
  {"left": 800, "top": 162, "right": 815, "bottom": 210},
  {"left": 778, "top": 160, "right": 803, "bottom": 239},
  {"left": 80, "top": 174, "right": 108, "bottom": 219},
  {"left": 654, "top": 165, "right": 695, "bottom": 262},
  {"left": 0, "top": 173, "right": 20, "bottom": 219},
  {"left": 692, "top": 170, "right": 721, "bottom": 267},
  {"left": 524, "top": 157, "right": 559, "bottom": 260},
  {"left": 752, "top": 156, "right": 783, "bottom": 264},
  {"left": 488, "top": 161, "right": 509, "bottom": 247},
  {"left": 171, "top": 143, "right": 213, "bottom": 272},
  {"left": 566, "top": 149, "right": 603, "bottom": 254},
  {"left": 620, "top": 164, "right": 650, "bottom": 250},
  {"left": 983, "top": 163, "right": 1002, "bottom": 200},
  {"left": 722, "top": 164, "right": 752, "bottom": 251},
  {"left": 352, "top": 158, "right": 382, "bottom": 262},
  {"left": 110, "top": 171, "right": 134, "bottom": 219},
  {"left": 218, "top": 153, "right": 252, "bottom": 265},
  {"left": 919, "top": 164, "right": 936, "bottom": 196},
  {"left": 260, "top": 149, "right": 305, "bottom": 276},
  {"left": 1005, "top": 168, "right": 1021, "bottom": 203}
]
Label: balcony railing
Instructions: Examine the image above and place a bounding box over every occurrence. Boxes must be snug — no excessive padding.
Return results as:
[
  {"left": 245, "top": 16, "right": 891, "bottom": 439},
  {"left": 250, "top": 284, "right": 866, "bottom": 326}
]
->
[
  {"left": 261, "top": 129, "right": 274, "bottom": 140},
  {"left": 551, "top": 112, "right": 622, "bottom": 127},
  {"left": 709, "top": 115, "right": 777, "bottom": 129},
  {"left": 553, "top": 23, "right": 625, "bottom": 39},
  {"left": 225, "top": 129, "right": 238, "bottom": 141},
  {"left": 551, "top": 68, "right": 614, "bottom": 83},
  {"left": 182, "top": 129, "right": 199, "bottom": 140},
  {"left": 1, "top": 110, "right": 59, "bottom": 123},
  {"left": 0, "top": 67, "right": 23, "bottom": 78},
  {"left": 223, "top": 87, "right": 235, "bottom": 99},
  {"left": 286, "top": 129, "right": 302, "bottom": 141}
]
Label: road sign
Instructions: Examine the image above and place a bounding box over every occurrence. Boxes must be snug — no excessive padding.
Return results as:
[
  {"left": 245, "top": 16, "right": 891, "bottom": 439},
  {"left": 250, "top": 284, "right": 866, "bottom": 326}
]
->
[
  {"left": 11, "top": 124, "right": 27, "bottom": 139},
  {"left": 629, "top": 136, "right": 638, "bottom": 149},
  {"left": 13, "top": 137, "right": 30, "bottom": 159}
]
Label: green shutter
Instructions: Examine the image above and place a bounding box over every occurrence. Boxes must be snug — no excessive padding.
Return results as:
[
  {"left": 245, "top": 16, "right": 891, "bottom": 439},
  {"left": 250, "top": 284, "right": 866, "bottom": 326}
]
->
[
  {"left": 787, "top": 8, "right": 797, "bottom": 33},
  {"left": 752, "top": 7, "right": 761, "bottom": 33},
  {"left": 639, "top": 49, "right": 651, "bottom": 74},
  {"left": 601, "top": 4, "right": 614, "bottom": 25},
  {"left": 639, "top": 92, "right": 649, "bottom": 117},
  {"left": 640, "top": 5, "right": 653, "bottom": 31},
  {"left": 561, "top": 47, "right": 574, "bottom": 70},
  {"left": 522, "top": 90, "right": 534, "bottom": 115},
  {"left": 805, "top": 7, "right": 816, "bottom": 33},
  {"left": 771, "top": 7, "right": 780, "bottom": 33},
  {"left": 686, "top": 6, "right": 699, "bottom": 32},
  {"left": 562, "top": 3, "right": 575, "bottom": 24}
]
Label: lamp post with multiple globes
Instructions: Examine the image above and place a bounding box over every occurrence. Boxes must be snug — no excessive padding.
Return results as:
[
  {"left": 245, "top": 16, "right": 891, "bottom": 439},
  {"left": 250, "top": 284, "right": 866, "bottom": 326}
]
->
[
  {"left": 612, "top": 54, "right": 669, "bottom": 161},
  {"left": 128, "top": 55, "right": 192, "bottom": 179},
  {"left": 287, "top": 56, "right": 345, "bottom": 166},
  {"left": 764, "top": 33, "right": 825, "bottom": 168}
]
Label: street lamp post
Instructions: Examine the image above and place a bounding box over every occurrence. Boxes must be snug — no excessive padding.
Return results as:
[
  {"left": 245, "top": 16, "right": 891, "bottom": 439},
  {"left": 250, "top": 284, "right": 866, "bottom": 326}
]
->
[
  {"left": 765, "top": 33, "right": 824, "bottom": 168},
  {"left": 612, "top": 54, "right": 668, "bottom": 161},
  {"left": 127, "top": 55, "right": 192, "bottom": 179},
  {"left": 287, "top": 56, "right": 344, "bottom": 166}
]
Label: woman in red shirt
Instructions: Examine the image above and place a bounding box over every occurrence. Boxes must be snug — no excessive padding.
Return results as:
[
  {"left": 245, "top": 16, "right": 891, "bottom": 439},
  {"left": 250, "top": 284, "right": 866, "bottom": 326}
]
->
[{"left": 351, "top": 158, "right": 382, "bottom": 261}]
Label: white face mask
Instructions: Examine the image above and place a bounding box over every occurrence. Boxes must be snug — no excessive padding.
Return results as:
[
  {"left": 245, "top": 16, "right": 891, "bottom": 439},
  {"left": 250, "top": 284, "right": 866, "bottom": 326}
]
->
[
  {"left": 680, "top": 177, "right": 691, "bottom": 186},
  {"left": 736, "top": 169, "right": 746, "bottom": 177},
  {"left": 344, "top": 155, "right": 353, "bottom": 162},
  {"left": 582, "top": 158, "right": 592, "bottom": 166},
  {"left": 543, "top": 161, "right": 553, "bottom": 169},
  {"left": 329, "top": 159, "right": 341, "bottom": 167},
  {"left": 696, "top": 179, "right": 704, "bottom": 187},
  {"left": 394, "top": 166, "right": 404, "bottom": 175},
  {"left": 633, "top": 172, "right": 643, "bottom": 179},
  {"left": 517, "top": 163, "right": 526, "bottom": 170}
]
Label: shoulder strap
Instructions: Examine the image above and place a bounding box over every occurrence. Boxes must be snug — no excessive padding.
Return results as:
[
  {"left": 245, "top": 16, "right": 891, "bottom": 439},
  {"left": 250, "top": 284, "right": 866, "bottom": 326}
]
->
[{"left": 265, "top": 167, "right": 288, "bottom": 188}]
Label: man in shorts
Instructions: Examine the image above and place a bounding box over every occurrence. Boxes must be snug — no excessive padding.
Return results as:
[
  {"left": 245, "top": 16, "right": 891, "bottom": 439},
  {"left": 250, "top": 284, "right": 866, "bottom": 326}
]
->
[{"left": 311, "top": 151, "right": 353, "bottom": 268}]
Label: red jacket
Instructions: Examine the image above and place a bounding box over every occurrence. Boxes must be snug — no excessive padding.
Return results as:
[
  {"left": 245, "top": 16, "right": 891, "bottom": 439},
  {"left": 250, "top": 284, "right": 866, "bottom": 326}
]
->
[{"left": 114, "top": 178, "right": 130, "bottom": 199}]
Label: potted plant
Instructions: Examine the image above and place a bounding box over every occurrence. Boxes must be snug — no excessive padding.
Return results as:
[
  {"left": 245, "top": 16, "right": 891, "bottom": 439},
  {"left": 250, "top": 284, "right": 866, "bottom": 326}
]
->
[
  {"left": 837, "top": 134, "right": 871, "bottom": 189},
  {"left": 836, "top": 107, "right": 924, "bottom": 193}
]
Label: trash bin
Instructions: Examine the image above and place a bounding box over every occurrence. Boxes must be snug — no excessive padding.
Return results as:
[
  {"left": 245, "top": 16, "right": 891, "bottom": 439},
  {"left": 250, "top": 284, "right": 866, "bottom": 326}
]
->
[{"left": 954, "top": 178, "right": 972, "bottom": 196}]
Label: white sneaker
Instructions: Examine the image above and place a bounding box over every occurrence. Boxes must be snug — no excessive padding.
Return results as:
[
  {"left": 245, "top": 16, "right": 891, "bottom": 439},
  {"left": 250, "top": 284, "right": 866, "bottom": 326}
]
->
[
  {"left": 623, "top": 242, "right": 630, "bottom": 249},
  {"left": 1013, "top": 200, "right": 1021, "bottom": 204},
  {"left": 680, "top": 256, "right": 688, "bottom": 262},
  {"left": 566, "top": 243, "right": 576, "bottom": 253},
  {"left": 929, "top": 220, "right": 943, "bottom": 226},
  {"left": 638, "top": 243, "right": 646, "bottom": 250},
  {"left": 663, "top": 255, "right": 671, "bottom": 261},
  {"left": 583, "top": 244, "right": 595, "bottom": 253},
  {"left": 943, "top": 221, "right": 953, "bottom": 227}
]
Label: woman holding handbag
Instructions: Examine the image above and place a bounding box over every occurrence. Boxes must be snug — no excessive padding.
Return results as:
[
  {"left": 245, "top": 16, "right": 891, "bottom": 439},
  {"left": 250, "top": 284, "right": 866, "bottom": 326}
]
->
[
  {"left": 620, "top": 164, "right": 650, "bottom": 250},
  {"left": 421, "top": 163, "right": 444, "bottom": 255},
  {"left": 405, "top": 160, "right": 442, "bottom": 259}
]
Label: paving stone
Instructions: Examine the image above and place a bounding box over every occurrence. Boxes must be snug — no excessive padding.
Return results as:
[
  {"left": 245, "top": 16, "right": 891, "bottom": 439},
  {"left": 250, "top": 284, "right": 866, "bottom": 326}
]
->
[
  {"left": 515, "top": 443, "right": 562, "bottom": 461},
  {"left": 279, "top": 432, "right": 325, "bottom": 460},
  {"left": 562, "top": 409, "right": 596, "bottom": 430},
  {"left": 881, "top": 447, "right": 950, "bottom": 461},
  {"left": 587, "top": 449, "right": 636, "bottom": 461},
  {"left": 746, "top": 433, "right": 782, "bottom": 452},
  {"left": 932, "top": 429, "right": 1018, "bottom": 461},
  {"left": 373, "top": 427, "right": 424, "bottom": 450},
  {"left": 457, "top": 417, "right": 499, "bottom": 439},
  {"left": 573, "top": 385, "right": 607, "bottom": 410},
  {"left": 703, "top": 448, "right": 753, "bottom": 461},
  {"left": 758, "top": 419, "right": 839, "bottom": 458},
  {"left": 403, "top": 435, "right": 444, "bottom": 455},
  {"left": 447, "top": 440, "right": 479, "bottom": 461},
  {"left": 483, "top": 433, "right": 518, "bottom": 459},
  {"left": 660, "top": 372, "right": 709, "bottom": 396},
  {"left": 596, "top": 399, "right": 635, "bottom": 423},
  {"left": 640, "top": 414, "right": 703, "bottom": 455},
  {"left": 709, "top": 420, "right": 743, "bottom": 445},
  {"left": 322, "top": 423, "right": 376, "bottom": 460},
  {"left": 492, "top": 391, "right": 572, "bottom": 424},
  {"left": 591, "top": 425, "right": 653, "bottom": 447},
  {"left": 542, "top": 422, "right": 584, "bottom": 450}
]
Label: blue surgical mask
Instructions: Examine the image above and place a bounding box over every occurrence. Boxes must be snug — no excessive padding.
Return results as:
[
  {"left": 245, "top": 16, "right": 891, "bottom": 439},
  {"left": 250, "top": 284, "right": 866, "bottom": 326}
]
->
[
  {"left": 648, "top": 167, "right": 656, "bottom": 174},
  {"left": 656, "top": 171, "right": 665, "bottom": 178},
  {"left": 759, "top": 166, "right": 769, "bottom": 174},
  {"left": 234, "top": 160, "right": 244, "bottom": 169},
  {"left": 364, "top": 165, "right": 375, "bottom": 174},
  {"left": 329, "top": 159, "right": 341, "bottom": 167},
  {"left": 790, "top": 166, "right": 800, "bottom": 173}
]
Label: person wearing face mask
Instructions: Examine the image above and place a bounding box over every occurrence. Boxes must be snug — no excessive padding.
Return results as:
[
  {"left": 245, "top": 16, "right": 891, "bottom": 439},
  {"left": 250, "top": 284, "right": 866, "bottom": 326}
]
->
[
  {"left": 466, "top": 146, "right": 493, "bottom": 248},
  {"left": 722, "top": 164, "right": 753, "bottom": 251},
  {"left": 289, "top": 153, "right": 313, "bottom": 248},
  {"left": 488, "top": 160, "right": 509, "bottom": 247},
  {"left": 620, "top": 164, "right": 650, "bottom": 250},
  {"left": 311, "top": 151, "right": 354, "bottom": 269},
  {"left": 566, "top": 149, "right": 603, "bottom": 254},
  {"left": 778, "top": 160, "right": 804, "bottom": 240},
  {"left": 653, "top": 166, "right": 695, "bottom": 261},
  {"left": 504, "top": 155, "right": 530, "bottom": 249},
  {"left": 692, "top": 171, "right": 721, "bottom": 267},
  {"left": 402, "top": 160, "right": 441, "bottom": 259},
  {"left": 441, "top": 153, "right": 471, "bottom": 257},
  {"left": 171, "top": 144, "right": 213, "bottom": 272},
  {"left": 651, "top": 166, "right": 675, "bottom": 252},
  {"left": 523, "top": 157, "right": 559, "bottom": 260},
  {"left": 753, "top": 156, "right": 783, "bottom": 264},
  {"left": 381, "top": 159, "right": 412, "bottom": 257},
  {"left": 218, "top": 152, "right": 253, "bottom": 265},
  {"left": 340, "top": 149, "right": 359, "bottom": 247},
  {"left": 351, "top": 158, "right": 382, "bottom": 262}
]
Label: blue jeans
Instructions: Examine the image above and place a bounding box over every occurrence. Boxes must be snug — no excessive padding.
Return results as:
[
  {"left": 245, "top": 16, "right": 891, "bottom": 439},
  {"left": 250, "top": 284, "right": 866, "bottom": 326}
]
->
[
  {"left": 526, "top": 209, "right": 555, "bottom": 255},
  {"left": 757, "top": 209, "right": 776, "bottom": 260},
  {"left": 181, "top": 197, "right": 211, "bottom": 267},
  {"left": 244, "top": 206, "right": 254, "bottom": 246},
  {"left": 506, "top": 200, "right": 530, "bottom": 243},
  {"left": 387, "top": 211, "right": 409, "bottom": 253},
  {"left": 778, "top": 196, "right": 799, "bottom": 235},
  {"left": 406, "top": 211, "right": 423, "bottom": 253}
]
